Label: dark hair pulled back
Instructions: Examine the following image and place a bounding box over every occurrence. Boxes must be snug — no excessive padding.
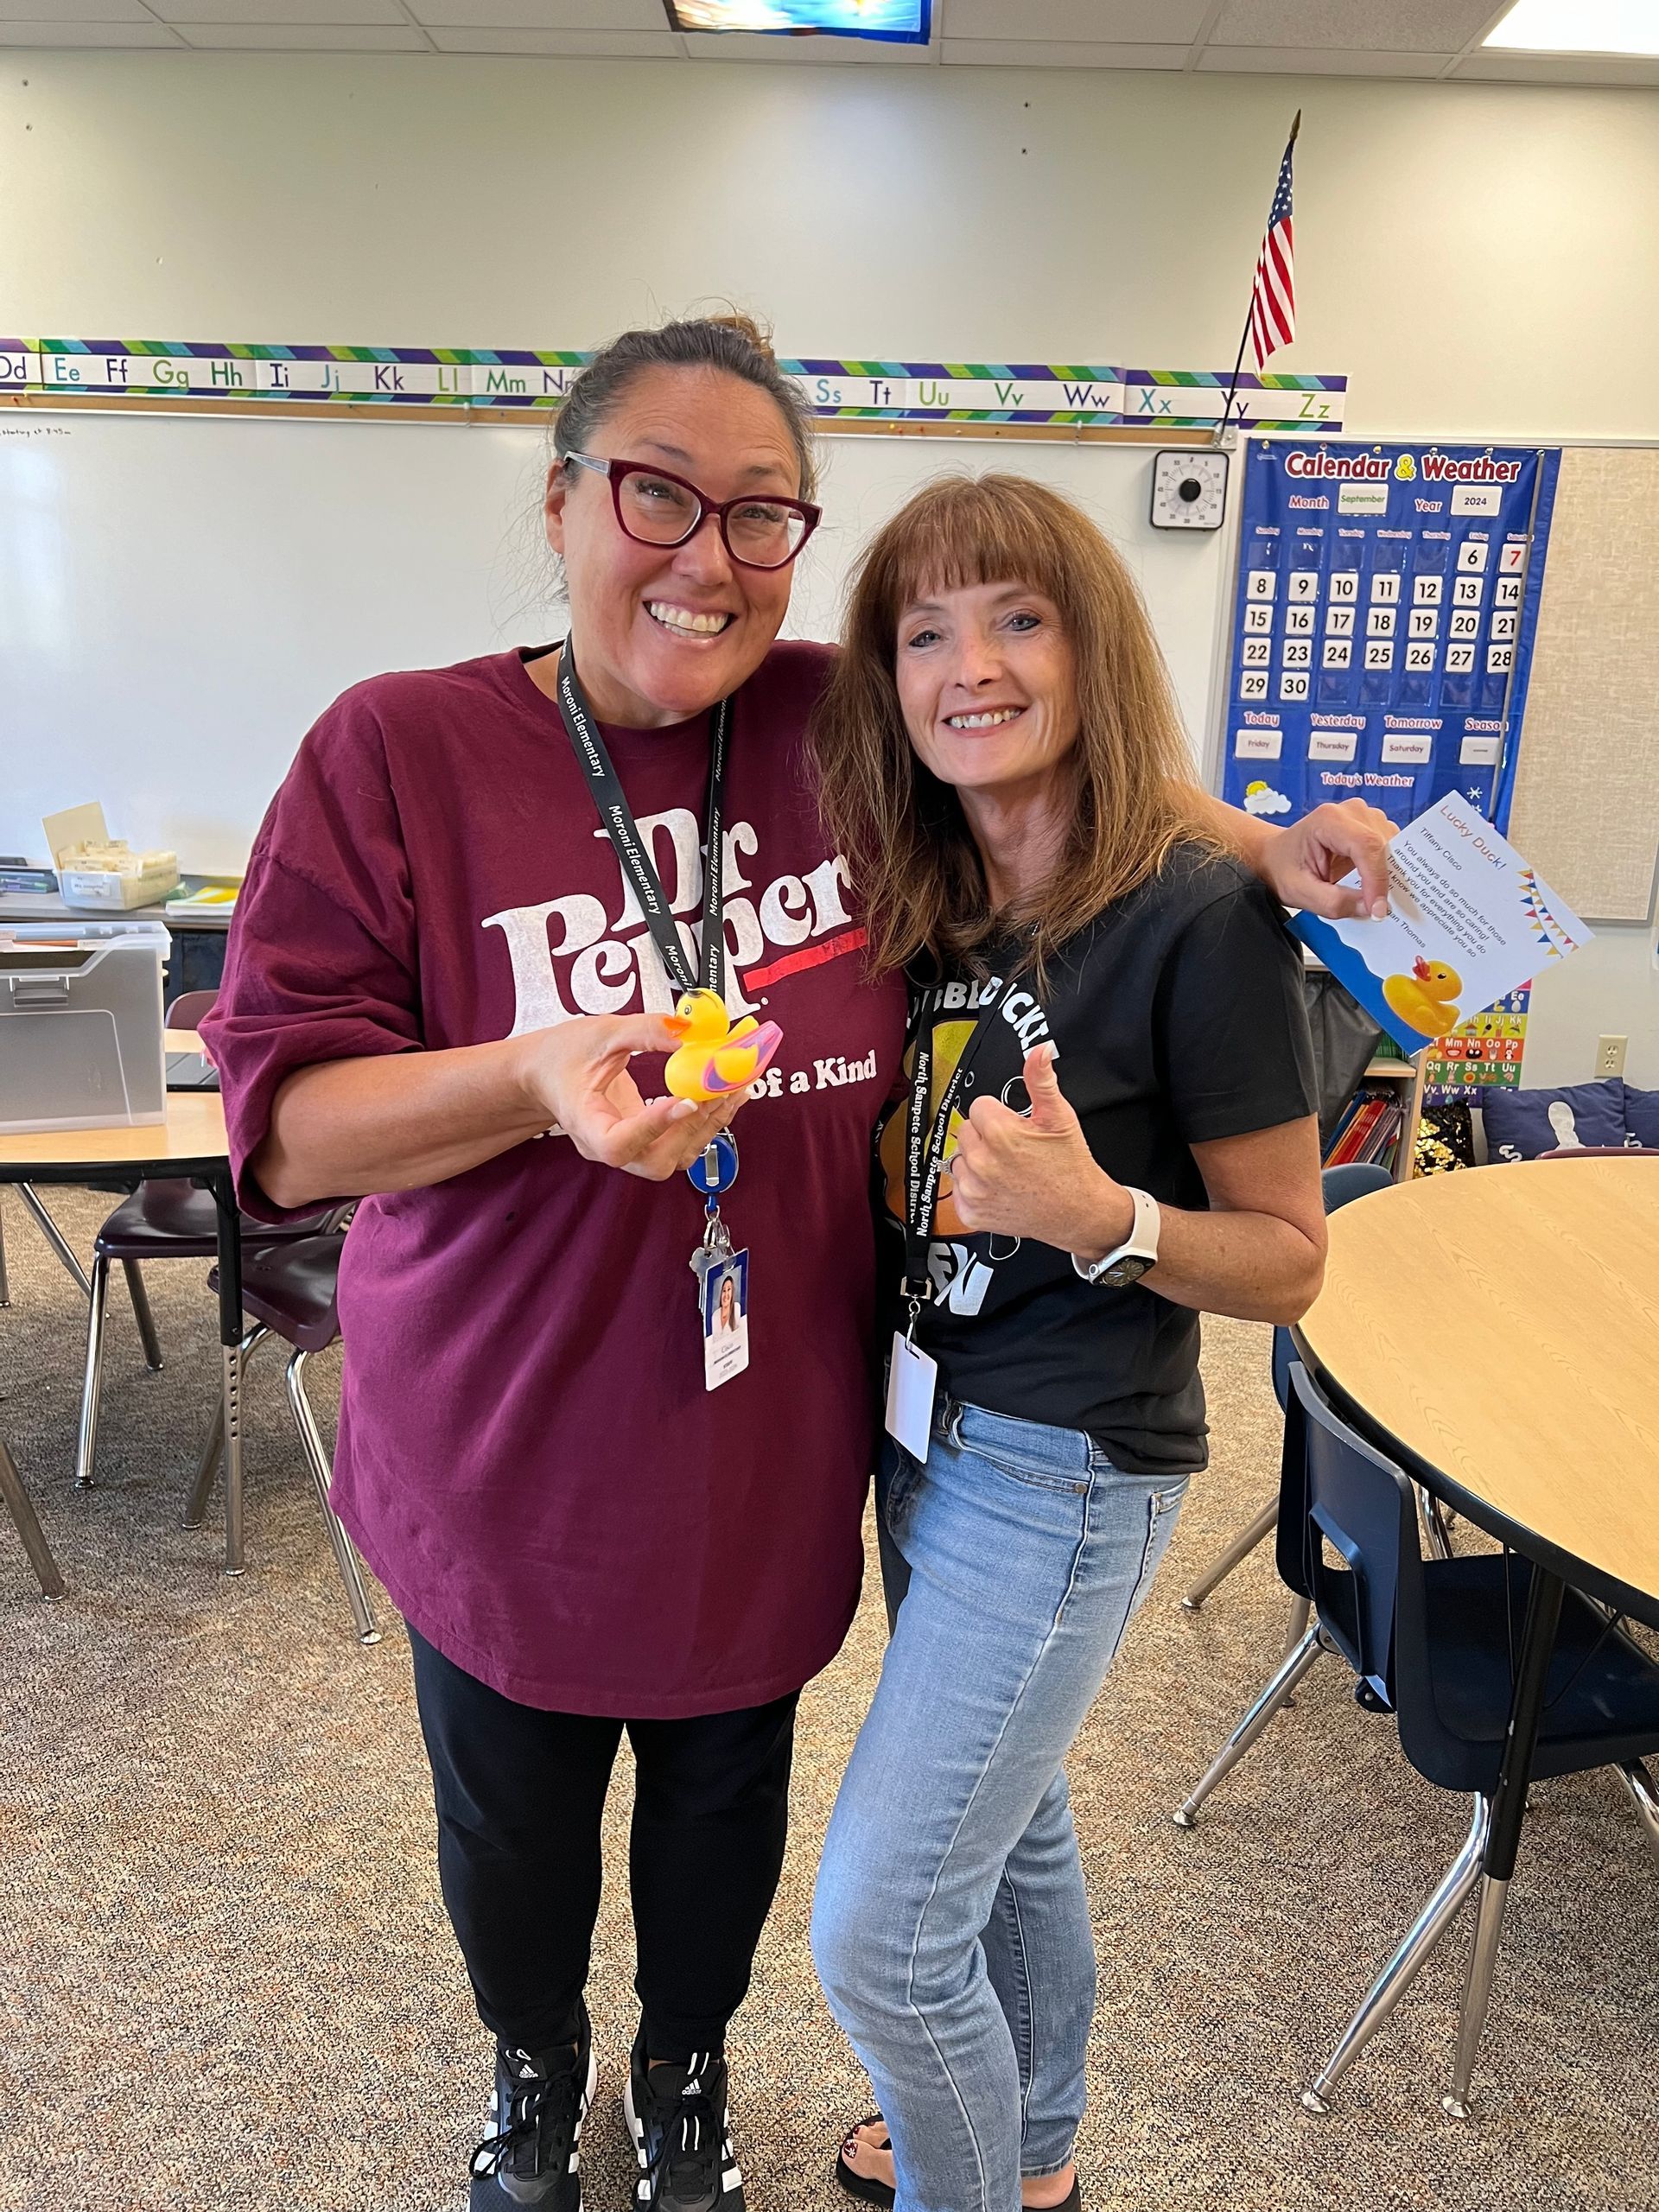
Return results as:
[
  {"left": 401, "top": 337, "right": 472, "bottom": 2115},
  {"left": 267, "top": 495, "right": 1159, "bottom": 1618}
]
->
[{"left": 553, "top": 312, "right": 819, "bottom": 500}]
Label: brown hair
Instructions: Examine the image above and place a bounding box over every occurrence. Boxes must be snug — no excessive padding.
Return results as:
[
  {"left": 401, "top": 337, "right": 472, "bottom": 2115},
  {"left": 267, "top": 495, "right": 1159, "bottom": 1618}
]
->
[
  {"left": 552, "top": 310, "right": 819, "bottom": 499},
  {"left": 810, "top": 473, "right": 1219, "bottom": 980}
]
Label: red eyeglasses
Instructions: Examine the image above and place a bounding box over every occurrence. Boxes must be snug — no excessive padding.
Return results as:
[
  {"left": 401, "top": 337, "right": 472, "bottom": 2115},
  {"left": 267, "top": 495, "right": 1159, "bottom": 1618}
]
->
[{"left": 564, "top": 453, "right": 821, "bottom": 571}]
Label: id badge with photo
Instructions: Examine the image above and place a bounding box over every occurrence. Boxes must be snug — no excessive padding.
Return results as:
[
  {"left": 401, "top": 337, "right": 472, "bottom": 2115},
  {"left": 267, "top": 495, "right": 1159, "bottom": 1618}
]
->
[{"left": 702, "top": 1249, "right": 751, "bottom": 1393}]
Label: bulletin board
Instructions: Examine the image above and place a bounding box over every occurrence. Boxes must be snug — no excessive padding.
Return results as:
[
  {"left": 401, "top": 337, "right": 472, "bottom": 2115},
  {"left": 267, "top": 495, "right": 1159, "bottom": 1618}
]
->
[
  {"left": 1218, "top": 439, "right": 1558, "bottom": 834},
  {"left": 1505, "top": 447, "right": 1659, "bottom": 924}
]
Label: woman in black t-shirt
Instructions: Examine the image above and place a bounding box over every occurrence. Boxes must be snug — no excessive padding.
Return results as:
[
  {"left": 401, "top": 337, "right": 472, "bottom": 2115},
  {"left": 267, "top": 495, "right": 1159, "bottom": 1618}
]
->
[{"left": 808, "top": 475, "right": 1327, "bottom": 2212}]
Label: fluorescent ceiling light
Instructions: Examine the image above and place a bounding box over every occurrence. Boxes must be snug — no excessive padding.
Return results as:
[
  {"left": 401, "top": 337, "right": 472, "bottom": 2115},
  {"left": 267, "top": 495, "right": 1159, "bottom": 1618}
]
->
[
  {"left": 1484, "top": 0, "right": 1659, "bottom": 55},
  {"left": 665, "top": 0, "right": 931, "bottom": 37}
]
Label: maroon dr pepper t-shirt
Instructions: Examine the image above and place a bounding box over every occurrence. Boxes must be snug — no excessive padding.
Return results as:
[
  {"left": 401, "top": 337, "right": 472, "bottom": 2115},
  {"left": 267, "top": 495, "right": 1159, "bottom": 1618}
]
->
[{"left": 205, "top": 643, "right": 907, "bottom": 1716}]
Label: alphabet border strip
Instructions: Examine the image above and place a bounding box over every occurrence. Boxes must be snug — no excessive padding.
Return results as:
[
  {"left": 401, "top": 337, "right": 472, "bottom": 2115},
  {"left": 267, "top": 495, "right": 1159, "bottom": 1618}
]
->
[{"left": 0, "top": 341, "right": 1346, "bottom": 431}]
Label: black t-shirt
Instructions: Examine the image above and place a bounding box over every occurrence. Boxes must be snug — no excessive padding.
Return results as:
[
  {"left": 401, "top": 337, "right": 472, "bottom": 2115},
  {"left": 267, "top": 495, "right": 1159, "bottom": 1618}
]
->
[{"left": 876, "top": 845, "right": 1317, "bottom": 1477}]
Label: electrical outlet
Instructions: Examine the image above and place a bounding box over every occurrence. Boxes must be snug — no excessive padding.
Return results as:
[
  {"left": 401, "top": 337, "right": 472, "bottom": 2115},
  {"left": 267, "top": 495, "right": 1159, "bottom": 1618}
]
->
[{"left": 1597, "top": 1034, "right": 1628, "bottom": 1078}]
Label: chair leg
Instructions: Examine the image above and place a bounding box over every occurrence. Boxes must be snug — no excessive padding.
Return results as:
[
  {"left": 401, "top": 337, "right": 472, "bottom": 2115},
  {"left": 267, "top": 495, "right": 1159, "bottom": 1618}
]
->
[
  {"left": 284, "top": 1349, "right": 381, "bottom": 1647},
  {"left": 1616, "top": 1760, "right": 1659, "bottom": 1870},
  {"left": 1173, "top": 1622, "right": 1325, "bottom": 1828},
  {"left": 74, "top": 1255, "right": 111, "bottom": 1489},
  {"left": 1440, "top": 1871, "right": 1514, "bottom": 2121},
  {"left": 0, "top": 1435, "right": 66, "bottom": 1599},
  {"left": 1283, "top": 1592, "right": 1313, "bottom": 1657},
  {"left": 19, "top": 1185, "right": 92, "bottom": 1300},
  {"left": 1180, "top": 1497, "right": 1279, "bottom": 1611},
  {"left": 121, "top": 1261, "right": 164, "bottom": 1371},
  {"left": 1301, "top": 1795, "right": 1491, "bottom": 2113},
  {"left": 182, "top": 1397, "right": 225, "bottom": 1529},
  {"left": 1416, "top": 1484, "right": 1455, "bottom": 1561},
  {"left": 0, "top": 1205, "right": 10, "bottom": 1306}
]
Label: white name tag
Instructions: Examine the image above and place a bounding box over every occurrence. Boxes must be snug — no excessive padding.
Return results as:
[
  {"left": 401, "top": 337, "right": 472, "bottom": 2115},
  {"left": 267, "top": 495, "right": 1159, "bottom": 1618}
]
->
[{"left": 884, "top": 1332, "right": 938, "bottom": 1460}]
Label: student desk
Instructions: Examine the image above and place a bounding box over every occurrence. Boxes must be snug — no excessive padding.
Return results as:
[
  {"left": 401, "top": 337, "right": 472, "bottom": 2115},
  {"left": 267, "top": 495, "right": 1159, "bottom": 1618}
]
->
[
  {"left": 1294, "top": 1157, "right": 1659, "bottom": 2114},
  {"left": 0, "top": 1095, "right": 250, "bottom": 1573}
]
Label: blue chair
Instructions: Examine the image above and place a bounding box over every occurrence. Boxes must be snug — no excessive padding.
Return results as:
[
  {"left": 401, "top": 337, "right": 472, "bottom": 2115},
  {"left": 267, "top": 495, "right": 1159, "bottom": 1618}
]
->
[
  {"left": 1175, "top": 1361, "right": 1659, "bottom": 2112},
  {"left": 1179, "top": 1161, "right": 1396, "bottom": 1617}
]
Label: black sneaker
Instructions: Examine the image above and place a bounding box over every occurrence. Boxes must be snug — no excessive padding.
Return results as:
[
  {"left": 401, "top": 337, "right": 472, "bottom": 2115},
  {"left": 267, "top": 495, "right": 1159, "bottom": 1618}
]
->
[
  {"left": 469, "top": 2007, "right": 597, "bottom": 2209},
  {"left": 624, "top": 2032, "right": 746, "bottom": 2212}
]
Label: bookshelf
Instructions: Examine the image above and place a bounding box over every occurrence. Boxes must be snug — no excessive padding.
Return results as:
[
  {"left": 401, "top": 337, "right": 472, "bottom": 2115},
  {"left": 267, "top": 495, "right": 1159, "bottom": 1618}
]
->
[{"left": 1326, "top": 1051, "right": 1424, "bottom": 1184}]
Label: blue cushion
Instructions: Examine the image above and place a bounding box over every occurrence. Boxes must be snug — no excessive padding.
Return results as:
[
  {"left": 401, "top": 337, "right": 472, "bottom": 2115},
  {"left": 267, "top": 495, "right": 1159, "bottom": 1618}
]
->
[
  {"left": 1624, "top": 1082, "right": 1659, "bottom": 1151},
  {"left": 1479, "top": 1079, "right": 1628, "bottom": 1162}
]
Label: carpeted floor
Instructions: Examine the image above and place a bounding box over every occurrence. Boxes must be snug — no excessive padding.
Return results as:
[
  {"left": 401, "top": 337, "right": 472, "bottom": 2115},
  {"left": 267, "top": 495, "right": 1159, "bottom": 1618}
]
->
[{"left": 2, "top": 1185, "right": 1656, "bottom": 2212}]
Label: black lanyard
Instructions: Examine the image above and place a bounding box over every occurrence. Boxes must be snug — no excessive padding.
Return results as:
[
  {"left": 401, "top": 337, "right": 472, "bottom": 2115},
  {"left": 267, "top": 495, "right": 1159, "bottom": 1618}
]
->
[
  {"left": 554, "top": 640, "right": 733, "bottom": 1000},
  {"left": 899, "top": 975, "right": 1004, "bottom": 1325}
]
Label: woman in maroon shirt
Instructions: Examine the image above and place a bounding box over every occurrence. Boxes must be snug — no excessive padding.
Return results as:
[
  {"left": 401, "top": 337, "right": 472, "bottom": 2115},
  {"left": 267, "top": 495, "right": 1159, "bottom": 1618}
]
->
[{"left": 203, "top": 315, "right": 1391, "bottom": 2212}]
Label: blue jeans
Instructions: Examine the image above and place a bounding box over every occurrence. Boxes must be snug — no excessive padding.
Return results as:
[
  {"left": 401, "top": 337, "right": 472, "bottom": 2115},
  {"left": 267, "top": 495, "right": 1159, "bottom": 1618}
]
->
[{"left": 811, "top": 1401, "right": 1189, "bottom": 2212}]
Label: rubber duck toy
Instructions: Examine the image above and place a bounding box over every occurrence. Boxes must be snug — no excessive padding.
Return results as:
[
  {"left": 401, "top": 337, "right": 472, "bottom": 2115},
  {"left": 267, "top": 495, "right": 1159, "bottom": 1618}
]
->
[
  {"left": 664, "top": 988, "right": 783, "bottom": 1103},
  {"left": 1382, "top": 957, "right": 1463, "bottom": 1039}
]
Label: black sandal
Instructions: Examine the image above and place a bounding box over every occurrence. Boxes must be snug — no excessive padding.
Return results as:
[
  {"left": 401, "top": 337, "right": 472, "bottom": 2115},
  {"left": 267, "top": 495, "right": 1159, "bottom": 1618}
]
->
[
  {"left": 835, "top": 2114, "right": 895, "bottom": 2207},
  {"left": 835, "top": 2113, "right": 1083, "bottom": 2211}
]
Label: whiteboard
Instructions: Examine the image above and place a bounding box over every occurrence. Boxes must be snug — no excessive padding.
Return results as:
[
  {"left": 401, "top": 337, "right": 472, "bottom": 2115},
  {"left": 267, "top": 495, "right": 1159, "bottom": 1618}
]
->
[{"left": 1, "top": 410, "right": 1236, "bottom": 874}]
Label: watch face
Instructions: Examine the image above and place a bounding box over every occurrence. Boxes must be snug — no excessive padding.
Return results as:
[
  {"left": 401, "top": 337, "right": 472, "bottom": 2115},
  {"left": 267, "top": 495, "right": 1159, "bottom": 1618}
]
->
[{"left": 1101, "top": 1255, "right": 1155, "bottom": 1287}]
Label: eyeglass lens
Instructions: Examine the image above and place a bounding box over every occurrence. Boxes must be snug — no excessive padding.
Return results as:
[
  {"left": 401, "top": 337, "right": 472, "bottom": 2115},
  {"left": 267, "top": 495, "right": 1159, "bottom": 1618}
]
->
[{"left": 616, "top": 468, "right": 809, "bottom": 568}]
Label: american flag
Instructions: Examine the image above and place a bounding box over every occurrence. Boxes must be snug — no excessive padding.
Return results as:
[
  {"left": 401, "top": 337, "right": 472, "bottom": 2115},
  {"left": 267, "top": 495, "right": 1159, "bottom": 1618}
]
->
[{"left": 1249, "top": 126, "right": 1297, "bottom": 367}]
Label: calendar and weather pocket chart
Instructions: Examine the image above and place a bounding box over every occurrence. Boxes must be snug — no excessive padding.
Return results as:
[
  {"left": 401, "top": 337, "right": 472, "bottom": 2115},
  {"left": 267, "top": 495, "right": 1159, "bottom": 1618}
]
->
[{"left": 1220, "top": 440, "right": 1559, "bottom": 835}]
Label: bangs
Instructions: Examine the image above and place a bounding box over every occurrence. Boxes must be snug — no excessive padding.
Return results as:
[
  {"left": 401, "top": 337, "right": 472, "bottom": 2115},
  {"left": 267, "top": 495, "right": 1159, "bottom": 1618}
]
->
[{"left": 867, "top": 476, "right": 1076, "bottom": 634}]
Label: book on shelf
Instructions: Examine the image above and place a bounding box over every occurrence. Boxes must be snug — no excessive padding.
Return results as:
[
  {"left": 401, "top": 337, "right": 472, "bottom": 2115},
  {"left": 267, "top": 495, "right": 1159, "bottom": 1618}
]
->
[{"left": 1325, "top": 1090, "right": 1403, "bottom": 1169}]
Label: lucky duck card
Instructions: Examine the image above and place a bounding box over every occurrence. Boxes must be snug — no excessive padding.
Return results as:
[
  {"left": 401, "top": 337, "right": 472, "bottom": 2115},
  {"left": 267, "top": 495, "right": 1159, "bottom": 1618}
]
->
[{"left": 1291, "top": 792, "right": 1591, "bottom": 1054}]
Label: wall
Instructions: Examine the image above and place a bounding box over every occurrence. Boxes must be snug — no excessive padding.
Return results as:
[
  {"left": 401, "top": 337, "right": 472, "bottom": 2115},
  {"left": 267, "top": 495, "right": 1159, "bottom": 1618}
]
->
[
  {"left": 3, "top": 53, "right": 1656, "bottom": 1081},
  {"left": 4, "top": 56, "right": 1659, "bottom": 440}
]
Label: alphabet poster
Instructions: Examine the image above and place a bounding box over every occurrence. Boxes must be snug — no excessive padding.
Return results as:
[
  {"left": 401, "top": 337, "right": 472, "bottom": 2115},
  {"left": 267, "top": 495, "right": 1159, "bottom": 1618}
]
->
[{"left": 1221, "top": 440, "right": 1559, "bottom": 835}]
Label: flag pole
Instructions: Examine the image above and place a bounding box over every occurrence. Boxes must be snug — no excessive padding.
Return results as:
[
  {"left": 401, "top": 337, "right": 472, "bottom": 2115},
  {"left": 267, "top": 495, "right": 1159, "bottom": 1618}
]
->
[{"left": 1213, "top": 109, "right": 1300, "bottom": 448}]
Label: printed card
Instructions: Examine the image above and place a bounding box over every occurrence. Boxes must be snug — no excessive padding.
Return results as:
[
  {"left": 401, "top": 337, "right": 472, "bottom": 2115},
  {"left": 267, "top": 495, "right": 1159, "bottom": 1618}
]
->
[{"left": 1292, "top": 793, "right": 1591, "bottom": 1053}]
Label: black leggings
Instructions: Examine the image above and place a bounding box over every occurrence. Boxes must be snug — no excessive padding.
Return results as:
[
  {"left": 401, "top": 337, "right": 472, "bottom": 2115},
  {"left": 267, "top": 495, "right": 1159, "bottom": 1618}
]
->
[{"left": 407, "top": 1626, "right": 798, "bottom": 2059}]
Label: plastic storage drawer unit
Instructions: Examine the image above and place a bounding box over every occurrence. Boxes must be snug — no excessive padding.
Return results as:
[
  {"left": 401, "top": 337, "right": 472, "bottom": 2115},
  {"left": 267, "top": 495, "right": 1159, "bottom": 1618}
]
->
[{"left": 0, "top": 919, "right": 168, "bottom": 1134}]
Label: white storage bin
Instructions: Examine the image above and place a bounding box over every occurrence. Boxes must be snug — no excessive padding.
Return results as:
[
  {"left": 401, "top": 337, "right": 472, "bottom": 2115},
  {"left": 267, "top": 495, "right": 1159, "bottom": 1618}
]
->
[
  {"left": 0, "top": 919, "right": 168, "bottom": 1134},
  {"left": 60, "top": 858, "right": 181, "bottom": 912}
]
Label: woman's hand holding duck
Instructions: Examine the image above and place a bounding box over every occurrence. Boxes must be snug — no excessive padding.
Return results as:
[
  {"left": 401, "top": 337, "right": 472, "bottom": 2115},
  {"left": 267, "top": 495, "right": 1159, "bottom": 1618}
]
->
[{"left": 514, "top": 1009, "right": 749, "bottom": 1181}]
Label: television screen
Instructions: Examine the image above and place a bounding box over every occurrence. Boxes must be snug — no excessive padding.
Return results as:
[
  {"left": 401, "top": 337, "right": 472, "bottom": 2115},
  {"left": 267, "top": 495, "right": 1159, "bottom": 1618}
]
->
[{"left": 667, "top": 1, "right": 931, "bottom": 40}]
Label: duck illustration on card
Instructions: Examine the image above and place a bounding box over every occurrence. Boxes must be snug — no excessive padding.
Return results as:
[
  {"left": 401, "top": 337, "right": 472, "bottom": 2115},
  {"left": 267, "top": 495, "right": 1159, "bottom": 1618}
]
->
[{"left": 1291, "top": 793, "right": 1590, "bottom": 1054}]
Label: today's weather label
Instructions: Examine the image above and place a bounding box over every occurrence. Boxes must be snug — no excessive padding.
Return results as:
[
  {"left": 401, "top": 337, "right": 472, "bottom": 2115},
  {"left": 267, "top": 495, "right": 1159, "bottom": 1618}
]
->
[{"left": 1221, "top": 441, "right": 1559, "bottom": 835}]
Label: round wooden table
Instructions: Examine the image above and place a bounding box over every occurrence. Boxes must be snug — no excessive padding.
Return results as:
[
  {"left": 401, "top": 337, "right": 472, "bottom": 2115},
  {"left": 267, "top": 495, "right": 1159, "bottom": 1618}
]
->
[
  {"left": 1294, "top": 1155, "right": 1659, "bottom": 2114},
  {"left": 0, "top": 1092, "right": 250, "bottom": 1574}
]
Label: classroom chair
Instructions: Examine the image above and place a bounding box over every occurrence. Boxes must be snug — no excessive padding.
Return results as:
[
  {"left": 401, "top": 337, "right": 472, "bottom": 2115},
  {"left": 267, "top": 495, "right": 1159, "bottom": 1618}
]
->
[
  {"left": 73, "top": 988, "right": 329, "bottom": 1486},
  {"left": 1179, "top": 1161, "right": 1395, "bottom": 1618},
  {"left": 1173, "top": 1361, "right": 1659, "bottom": 2114},
  {"left": 186, "top": 1231, "right": 379, "bottom": 1647}
]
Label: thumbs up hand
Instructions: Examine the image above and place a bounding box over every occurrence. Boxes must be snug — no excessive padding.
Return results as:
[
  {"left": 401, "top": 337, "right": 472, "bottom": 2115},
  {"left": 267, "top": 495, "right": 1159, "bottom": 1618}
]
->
[{"left": 948, "top": 1043, "right": 1135, "bottom": 1255}]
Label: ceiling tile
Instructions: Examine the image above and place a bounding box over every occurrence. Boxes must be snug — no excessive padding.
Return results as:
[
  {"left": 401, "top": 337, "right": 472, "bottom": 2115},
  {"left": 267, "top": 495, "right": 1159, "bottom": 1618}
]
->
[
  {"left": 0, "top": 14, "right": 179, "bottom": 33},
  {"left": 946, "top": 0, "right": 1209, "bottom": 36},
  {"left": 1210, "top": 0, "right": 1497, "bottom": 51},
  {"left": 681, "top": 29, "right": 932, "bottom": 59},
  {"left": 171, "top": 16, "right": 428, "bottom": 38},
  {"left": 0, "top": 0, "right": 151, "bottom": 16},
  {"left": 425, "top": 20, "right": 679, "bottom": 43},
  {"left": 411, "top": 0, "right": 663, "bottom": 24},
  {"left": 1197, "top": 42, "right": 1452, "bottom": 73},
  {"left": 151, "top": 0, "right": 407, "bottom": 22},
  {"left": 943, "top": 37, "right": 1187, "bottom": 67}
]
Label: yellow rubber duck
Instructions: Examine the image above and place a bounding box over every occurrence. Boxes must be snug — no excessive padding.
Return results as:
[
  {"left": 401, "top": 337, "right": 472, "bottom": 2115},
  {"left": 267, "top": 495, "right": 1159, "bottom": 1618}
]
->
[
  {"left": 1382, "top": 957, "right": 1462, "bottom": 1039},
  {"left": 664, "top": 988, "right": 783, "bottom": 1103}
]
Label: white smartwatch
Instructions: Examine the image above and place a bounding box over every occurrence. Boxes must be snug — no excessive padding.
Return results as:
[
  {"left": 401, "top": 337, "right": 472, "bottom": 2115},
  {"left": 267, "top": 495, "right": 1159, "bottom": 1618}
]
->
[{"left": 1072, "top": 1186, "right": 1161, "bottom": 1288}]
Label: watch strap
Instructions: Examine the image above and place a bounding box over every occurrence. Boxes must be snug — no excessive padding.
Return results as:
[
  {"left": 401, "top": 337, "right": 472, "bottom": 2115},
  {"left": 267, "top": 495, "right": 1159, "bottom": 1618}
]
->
[{"left": 1072, "top": 1185, "right": 1160, "bottom": 1284}]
